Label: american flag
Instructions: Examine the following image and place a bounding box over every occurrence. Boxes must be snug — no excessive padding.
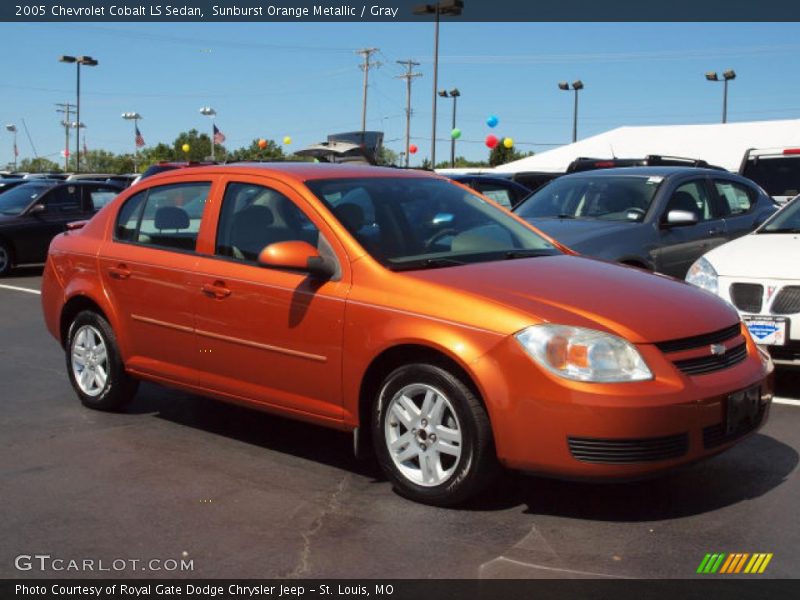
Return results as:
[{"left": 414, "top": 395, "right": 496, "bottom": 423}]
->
[
  {"left": 213, "top": 124, "right": 226, "bottom": 145},
  {"left": 135, "top": 126, "right": 145, "bottom": 148}
]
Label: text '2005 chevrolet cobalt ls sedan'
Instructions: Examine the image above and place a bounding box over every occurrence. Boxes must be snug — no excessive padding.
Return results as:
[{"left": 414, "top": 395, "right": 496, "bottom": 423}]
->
[{"left": 41, "top": 163, "right": 774, "bottom": 505}]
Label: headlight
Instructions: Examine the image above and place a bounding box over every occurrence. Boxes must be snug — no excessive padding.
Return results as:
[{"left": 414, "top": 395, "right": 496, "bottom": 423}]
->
[
  {"left": 685, "top": 256, "right": 718, "bottom": 295},
  {"left": 515, "top": 324, "right": 652, "bottom": 383}
]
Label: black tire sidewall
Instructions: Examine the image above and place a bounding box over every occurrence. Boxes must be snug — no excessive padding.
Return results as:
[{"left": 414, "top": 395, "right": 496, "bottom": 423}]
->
[
  {"left": 65, "top": 310, "right": 134, "bottom": 411},
  {"left": 0, "top": 241, "right": 12, "bottom": 277},
  {"left": 372, "top": 363, "right": 492, "bottom": 506}
]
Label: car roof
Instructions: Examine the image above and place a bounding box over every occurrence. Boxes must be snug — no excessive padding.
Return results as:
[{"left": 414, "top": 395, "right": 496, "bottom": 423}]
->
[
  {"left": 562, "top": 166, "right": 732, "bottom": 178},
  {"left": 144, "top": 162, "right": 436, "bottom": 183}
]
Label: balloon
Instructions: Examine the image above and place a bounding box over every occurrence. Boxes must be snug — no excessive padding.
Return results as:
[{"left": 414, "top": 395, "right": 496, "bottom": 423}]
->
[
  {"left": 485, "top": 135, "right": 498, "bottom": 149},
  {"left": 450, "top": 128, "right": 461, "bottom": 140},
  {"left": 503, "top": 137, "right": 514, "bottom": 149},
  {"left": 486, "top": 115, "right": 499, "bottom": 128},
  {"left": 258, "top": 139, "right": 268, "bottom": 149},
  {"left": 409, "top": 144, "right": 418, "bottom": 154},
  {"left": 283, "top": 136, "right": 292, "bottom": 145},
  {"left": 181, "top": 143, "right": 190, "bottom": 153}
]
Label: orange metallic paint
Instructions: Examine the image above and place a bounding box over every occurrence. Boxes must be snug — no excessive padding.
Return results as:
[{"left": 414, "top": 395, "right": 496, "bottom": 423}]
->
[{"left": 41, "top": 164, "right": 774, "bottom": 479}]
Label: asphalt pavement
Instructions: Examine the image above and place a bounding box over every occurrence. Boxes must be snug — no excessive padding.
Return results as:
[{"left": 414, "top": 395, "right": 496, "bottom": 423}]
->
[{"left": 1, "top": 269, "right": 798, "bottom": 579}]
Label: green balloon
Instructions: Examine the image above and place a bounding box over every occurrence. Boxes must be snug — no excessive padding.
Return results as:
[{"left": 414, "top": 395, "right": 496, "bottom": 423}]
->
[{"left": 451, "top": 128, "right": 462, "bottom": 139}]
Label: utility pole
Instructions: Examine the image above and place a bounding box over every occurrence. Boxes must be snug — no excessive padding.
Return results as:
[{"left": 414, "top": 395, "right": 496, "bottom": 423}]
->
[
  {"left": 356, "top": 48, "right": 381, "bottom": 136},
  {"left": 55, "top": 102, "right": 76, "bottom": 171},
  {"left": 396, "top": 59, "right": 422, "bottom": 167}
]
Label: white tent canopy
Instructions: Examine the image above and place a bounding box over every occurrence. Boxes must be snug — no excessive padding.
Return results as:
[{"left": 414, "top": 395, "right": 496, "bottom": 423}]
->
[{"left": 494, "top": 119, "right": 800, "bottom": 174}]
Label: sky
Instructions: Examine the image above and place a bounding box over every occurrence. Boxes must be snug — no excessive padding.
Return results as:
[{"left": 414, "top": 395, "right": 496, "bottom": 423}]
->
[{"left": 1, "top": 21, "right": 799, "bottom": 169}]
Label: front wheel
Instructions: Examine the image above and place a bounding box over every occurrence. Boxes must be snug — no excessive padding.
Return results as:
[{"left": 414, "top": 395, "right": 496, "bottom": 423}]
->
[
  {"left": 0, "top": 241, "right": 12, "bottom": 277},
  {"left": 66, "top": 310, "right": 138, "bottom": 411},
  {"left": 372, "top": 363, "right": 498, "bottom": 506}
]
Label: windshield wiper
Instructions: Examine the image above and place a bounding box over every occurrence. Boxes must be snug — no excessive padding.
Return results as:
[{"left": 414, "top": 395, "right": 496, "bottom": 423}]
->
[
  {"left": 504, "top": 249, "right": 556, "bottom": 260},
  {"left": 556, "top": 213, "right": 575, "bottom": 219},
  {"left": 760, "top": 227, "right": 800, "bottom": 234},
  {"left": 391, "top": 257, "right": 466, "bottom": 271}
]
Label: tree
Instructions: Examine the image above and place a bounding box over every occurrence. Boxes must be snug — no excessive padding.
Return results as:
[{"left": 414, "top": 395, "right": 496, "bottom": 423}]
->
[
  {"left": 18, "top": 157, "right": 62, "bottom": 173},
  {"left": 172, "top": 129, "right": 227, "bottom": 162},
  {"left": 489, "top": 145, "right": 532, "bottom": 167},
  {"left": 228, "top": 139, "right": 285, "bottom": 162},
  {"left": 138, "top": 143, "right": 176, "bottom": 168},
  {"left": 376, "top": 147, "right": 400, "bottom": 166},
  {"left": 435, "top": 156, "right": 490, "bottom": 169}
]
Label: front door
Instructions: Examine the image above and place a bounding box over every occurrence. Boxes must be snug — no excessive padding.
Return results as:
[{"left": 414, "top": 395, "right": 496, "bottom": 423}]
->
[{"left": 192, "top": 177, "right": 349, "bottom": 422}]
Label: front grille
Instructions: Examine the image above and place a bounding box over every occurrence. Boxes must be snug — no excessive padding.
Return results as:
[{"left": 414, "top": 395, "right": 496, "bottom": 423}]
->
[
  {"left": 730, "top": 283, "right": 763, "bottom": 313},
  {"left": 672, "top": 343, "right": 748, "bottom": 376},
  {"left": 654, "top": 323, "right": 741, "bottom": 354},
  {"left": 771, "top": 286, "right": 800, "bottom": 315},
  {"left": 568, "top": 433, "right": 689, "bottom": 464},
  {"left": 703, "top": 408, "right": 766, "bottom": 449}
]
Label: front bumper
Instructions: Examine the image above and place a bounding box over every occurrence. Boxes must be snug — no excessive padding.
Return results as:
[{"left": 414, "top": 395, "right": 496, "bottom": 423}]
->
[{"left": 474, "top": 331, "right": 774, "bottom": 479}]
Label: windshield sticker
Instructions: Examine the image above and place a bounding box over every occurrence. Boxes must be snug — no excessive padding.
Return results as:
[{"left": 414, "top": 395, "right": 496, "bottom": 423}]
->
[{"left": 646, "top": 176, "right": 664, "bottom": 184}]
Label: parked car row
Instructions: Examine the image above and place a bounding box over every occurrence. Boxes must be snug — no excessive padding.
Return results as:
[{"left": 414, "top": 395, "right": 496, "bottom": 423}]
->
[{"left": 41, "top": 163, "right": 774, "bottom": 507}]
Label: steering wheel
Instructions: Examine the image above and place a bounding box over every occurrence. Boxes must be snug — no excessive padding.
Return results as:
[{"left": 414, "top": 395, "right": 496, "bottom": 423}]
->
[{"left": 425, "top": 228, "right": 459, "bottom": 249}]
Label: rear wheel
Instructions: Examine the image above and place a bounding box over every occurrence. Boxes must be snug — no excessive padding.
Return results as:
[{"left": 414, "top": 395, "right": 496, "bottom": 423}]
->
[
  {"left": 0, "top": 241, "right": 12, "bottom": 277},
  {"left": 66, "top": 311, "right": 138, "bottom": 411},
  {"left": 372, "top": 363, "right": 498, "bottom": 506}
]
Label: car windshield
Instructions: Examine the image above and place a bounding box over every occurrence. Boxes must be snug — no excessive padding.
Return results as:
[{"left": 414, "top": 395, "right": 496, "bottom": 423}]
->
[
  {"left": 0, "top": 183, "right": 50, "bottom": 215},
  {"left": 514, "top": 175, "right": 663, "bottom": 221},
  {"left": 305, "top": 177, "right": 560, "bottom": 270},
  {"left": 742, "top": 155, "right": 800, "bottom": 198},
  {"left": 759, "top": 196, "right": 800, "bottom": 233}
]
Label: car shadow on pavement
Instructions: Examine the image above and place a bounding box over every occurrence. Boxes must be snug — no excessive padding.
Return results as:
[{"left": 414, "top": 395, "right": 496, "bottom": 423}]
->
[
  {"left": 460, "top": 433, "right": 797, "bottom": 519},
  {"left": 126, "top": 383, "right": 383, "bottom": 480},
  {"left": 7, "top": 265, "right": 44, "bottom": 278}
]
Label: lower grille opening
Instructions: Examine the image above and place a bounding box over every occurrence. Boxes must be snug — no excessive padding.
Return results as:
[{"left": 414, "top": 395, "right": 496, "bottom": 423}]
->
[
  {"left": 703, "top": 407, "right": 766, "bottom": 449},
  {"left": 568, "top": 433, "right": 689, "bottom": 464}
]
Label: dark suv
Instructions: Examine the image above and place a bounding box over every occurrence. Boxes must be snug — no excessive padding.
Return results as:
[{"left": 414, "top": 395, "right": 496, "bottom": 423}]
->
[
  {"left": 514, "top": 167, "right": 777, "bottom": 278},
  {"left": 739, "top": 147, "right": 800, "bottom": 204}
]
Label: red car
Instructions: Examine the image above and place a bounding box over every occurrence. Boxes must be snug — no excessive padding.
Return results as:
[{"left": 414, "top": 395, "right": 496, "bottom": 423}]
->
[{"left": 41, "top": 163, "right": 774, "bottom": 505}]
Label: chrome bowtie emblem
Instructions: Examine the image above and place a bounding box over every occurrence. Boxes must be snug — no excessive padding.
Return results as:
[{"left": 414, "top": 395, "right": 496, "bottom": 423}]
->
[{"left": 710, "top": 343, "right": 726, "bottom": 356}]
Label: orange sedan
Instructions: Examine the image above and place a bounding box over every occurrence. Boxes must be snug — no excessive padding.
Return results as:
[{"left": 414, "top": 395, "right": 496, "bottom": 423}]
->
[{"left": 41, "top": 164, "right": 774, "bottom": 505}]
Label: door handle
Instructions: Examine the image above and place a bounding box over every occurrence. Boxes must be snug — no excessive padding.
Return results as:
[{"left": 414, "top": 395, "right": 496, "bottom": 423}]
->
[
  {"left": 201, "top": 281, "right": 232, "bottom": 299},
  {"left": 708, "top": 228, "right": 721, "bottom": 235},
  {"left": 108, "top": 264, "right": 131, "bottom": 280}
]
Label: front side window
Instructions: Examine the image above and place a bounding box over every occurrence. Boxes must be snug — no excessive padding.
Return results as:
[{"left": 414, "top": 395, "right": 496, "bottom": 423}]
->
[
  {"left": 216, "top": 182, "right": 320, "bottom": 262},
  {"left": 114, "top": 182, "right": 210, "bottom": 251},
  {"left": 665, "top": 180, "right": 715, "bottom": 222},
  {"left": 307, "top": 177, "right": 559, "bottom": 270},
  {"left": 515, "top": 175, "right": 661, "bottom": 221},
  {"left": 0, "top": 184, "right": 50, "bottom": 215},
  {"left": 42, "top": 185, "right": 82, "bottom": 214}
]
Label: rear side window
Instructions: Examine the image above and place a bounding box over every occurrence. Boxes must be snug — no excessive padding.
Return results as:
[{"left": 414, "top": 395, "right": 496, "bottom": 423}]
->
[
  {"left": 114, "top": 182, "right": 211, "bottom": 251},
  {"left": 742, "top": 156, "right": 800, "bottom": 197},
  {"left": 714, "top": 180, "right": 754, "bottom": 215},
  {"left": 86, "top": 187, "right": 119, "bottom": 211}
]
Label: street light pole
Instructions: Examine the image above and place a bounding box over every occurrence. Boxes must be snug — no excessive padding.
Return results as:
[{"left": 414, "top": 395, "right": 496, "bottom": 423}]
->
[
  {"left": 396, "top": 59, "right": 422, "bottom": 168},
  {"left": 559, "top": 80, "right": 584, "bottom": 143},
  {"left": 705, "top": 70, "right": 736, "bottom": 123},
  {"left": 60, "top": 55, "right": 98, "bottom": 172},
  {"left": 413, "top": 1, "right": 464, "bottom": 168},
  {"left": 439, "top": 88, "right": 460, "bottom": 167},
  {"left": 5, "top": 124, "right": 17, "bottom": 170}
]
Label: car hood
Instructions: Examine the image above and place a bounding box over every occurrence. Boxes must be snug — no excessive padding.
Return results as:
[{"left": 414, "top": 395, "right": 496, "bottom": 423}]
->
[
  {"left": 523, "top": 217, "right": 638, "bottom": 249},
  {"left": 704, "top": 232, "right": 800, "bottom": 280},
  {"left": 403, "top": 255, "right": 738, "bottom": 344}
]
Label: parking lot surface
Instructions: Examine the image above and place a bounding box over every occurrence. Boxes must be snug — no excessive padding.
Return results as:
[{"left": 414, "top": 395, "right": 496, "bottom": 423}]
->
[{"left": 1, "top": 270, "right": 798, "bottom": 579}]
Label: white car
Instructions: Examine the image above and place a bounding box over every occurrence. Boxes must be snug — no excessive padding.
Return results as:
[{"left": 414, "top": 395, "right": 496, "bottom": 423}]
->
[{"left": 686, "top": 195, "right": 800, "bottom": 366}]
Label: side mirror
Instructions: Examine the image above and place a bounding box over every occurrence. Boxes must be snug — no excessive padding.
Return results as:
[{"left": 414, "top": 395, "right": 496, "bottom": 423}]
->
[
  {"left": 664, "top": 209, "right": 698, "bottom": 227},
  {"left": 29, "top": 204, "right": 45, "bottom": 215},
  {"left": 257, "top": 240, "right": 336, "bottom": 278}
]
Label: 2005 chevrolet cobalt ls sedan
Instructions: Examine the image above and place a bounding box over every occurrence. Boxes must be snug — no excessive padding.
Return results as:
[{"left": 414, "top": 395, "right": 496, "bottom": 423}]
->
[{"left": 41, "top": 163, "right": 773, "bottom": 505}]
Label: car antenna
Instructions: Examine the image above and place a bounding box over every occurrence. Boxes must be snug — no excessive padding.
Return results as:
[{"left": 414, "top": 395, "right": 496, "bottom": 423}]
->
[{"left": 609, "top": 144, "right": 616, "bottom": 159}]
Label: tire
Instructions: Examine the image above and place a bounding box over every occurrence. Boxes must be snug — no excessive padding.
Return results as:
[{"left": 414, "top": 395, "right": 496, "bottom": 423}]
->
[
  {"left": 65, "top": 310, "right": 138, "bottom": 411},
  {"left": 372, "top": 363, "right": 498, "bottom": 506},
  {"left": 0, "top": 240, "right": 12, "bottom": 277}
]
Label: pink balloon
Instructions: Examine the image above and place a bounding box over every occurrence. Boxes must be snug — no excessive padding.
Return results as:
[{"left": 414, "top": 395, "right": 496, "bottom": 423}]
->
[{"left": 485, "top": 134, "right": 498, "bottom": 149}]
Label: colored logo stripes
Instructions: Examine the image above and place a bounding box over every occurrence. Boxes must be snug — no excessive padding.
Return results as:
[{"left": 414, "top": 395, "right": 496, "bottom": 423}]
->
[{"left": 697, "top": 553, "right": 773, "bottom": 574}]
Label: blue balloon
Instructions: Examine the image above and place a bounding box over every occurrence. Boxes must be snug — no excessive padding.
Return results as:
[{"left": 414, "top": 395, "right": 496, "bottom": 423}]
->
[{"left": 486, "top": 115, "right": 499, "bottom": 128}]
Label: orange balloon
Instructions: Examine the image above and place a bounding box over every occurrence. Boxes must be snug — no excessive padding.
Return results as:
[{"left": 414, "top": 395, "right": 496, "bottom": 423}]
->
[{"left": 258, "top": 139, "right": 268, "bottom": 149}]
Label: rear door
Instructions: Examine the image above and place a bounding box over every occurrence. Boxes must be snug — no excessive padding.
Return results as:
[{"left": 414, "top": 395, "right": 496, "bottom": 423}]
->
[
  {"left": 98, "top": 179, "right": 217, "bottom": 384},
  {"left": 712, "top": 178, "right": 762, "bottom": 239},
  {"left": 23, "top": 184, "right": 84, "bottom": 262}
]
